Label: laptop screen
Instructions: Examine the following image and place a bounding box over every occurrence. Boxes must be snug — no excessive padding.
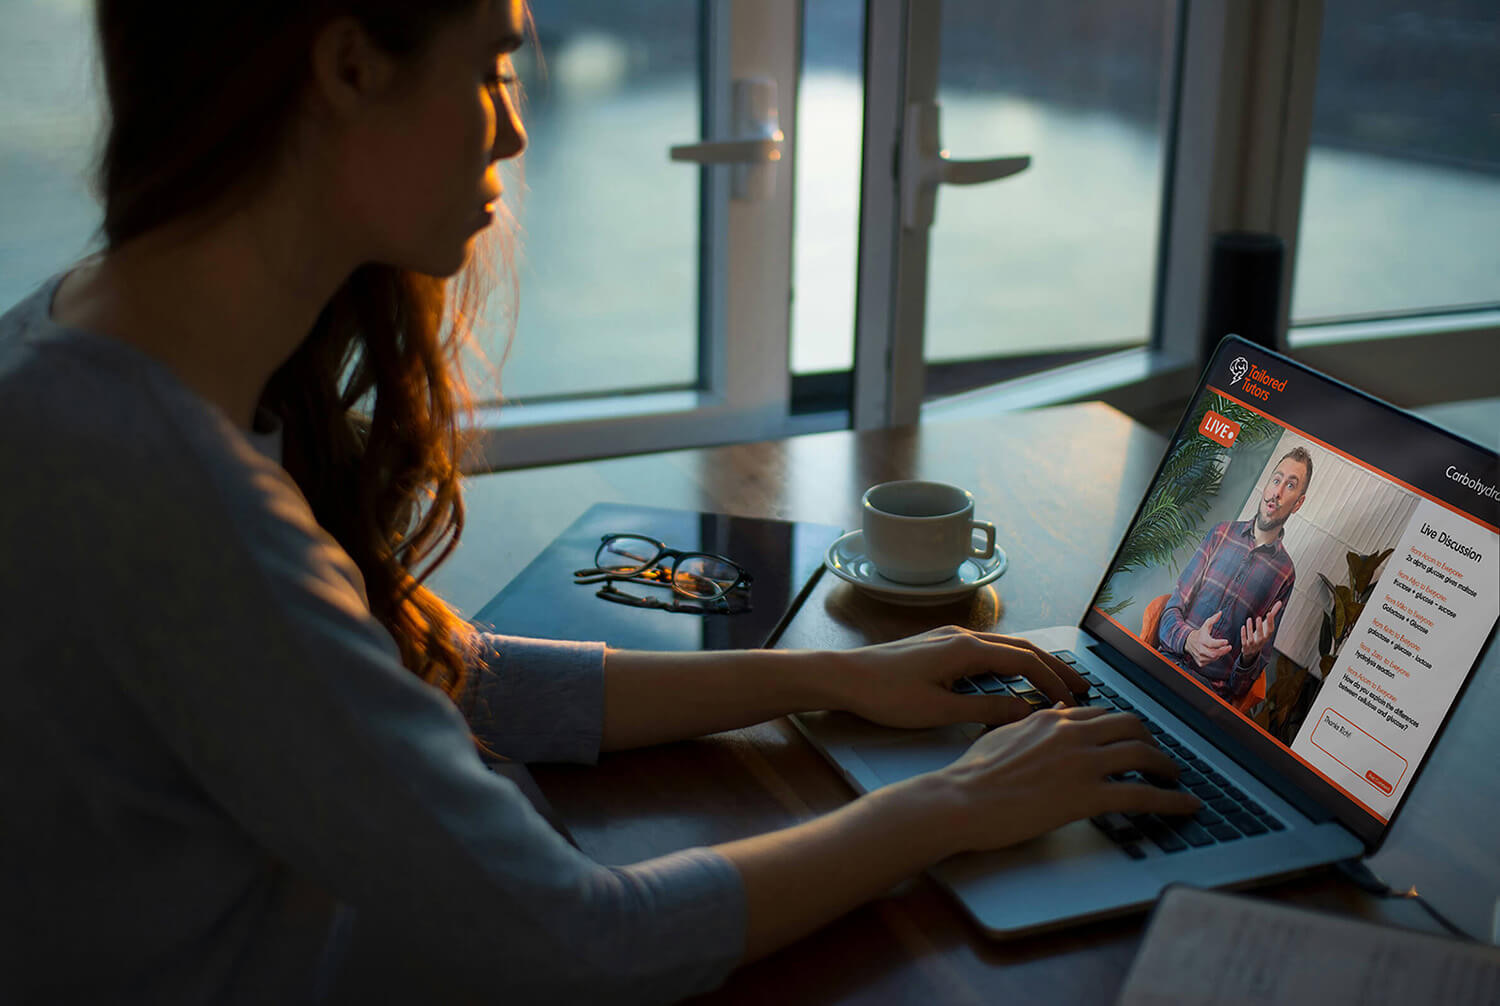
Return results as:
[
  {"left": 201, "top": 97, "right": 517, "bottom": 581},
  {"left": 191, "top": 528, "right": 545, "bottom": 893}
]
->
[{"left": 1082, "top": 337, "right": 1499, "bottom": 845}]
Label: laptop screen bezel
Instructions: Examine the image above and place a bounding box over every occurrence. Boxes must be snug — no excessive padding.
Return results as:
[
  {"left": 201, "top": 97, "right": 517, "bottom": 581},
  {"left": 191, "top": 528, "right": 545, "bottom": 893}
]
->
[{"left": 1079, "top": 336, "right": 1499, "bottom": 850}]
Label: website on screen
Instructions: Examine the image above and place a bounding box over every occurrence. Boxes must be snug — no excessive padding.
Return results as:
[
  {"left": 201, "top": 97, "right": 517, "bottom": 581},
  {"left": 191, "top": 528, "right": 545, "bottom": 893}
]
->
[{"left": 1092, "top": 354, "right": 1498, "bottom": 823}]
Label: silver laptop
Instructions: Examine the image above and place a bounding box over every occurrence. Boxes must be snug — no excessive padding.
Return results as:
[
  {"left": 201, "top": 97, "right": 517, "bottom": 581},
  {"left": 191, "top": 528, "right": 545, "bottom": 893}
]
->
[{"left": 793, "top": 336, "right": 1500, "bottom": 937}]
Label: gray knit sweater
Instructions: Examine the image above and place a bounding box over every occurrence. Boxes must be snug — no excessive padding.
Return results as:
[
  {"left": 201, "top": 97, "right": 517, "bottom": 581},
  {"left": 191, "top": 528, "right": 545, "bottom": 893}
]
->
[{"left": 0, "top": 272, "right": 745, "bottom": 1004}]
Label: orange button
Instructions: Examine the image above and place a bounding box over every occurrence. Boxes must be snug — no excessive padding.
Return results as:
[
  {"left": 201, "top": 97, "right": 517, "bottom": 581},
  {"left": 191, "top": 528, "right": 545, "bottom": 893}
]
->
[
  {"left": 1199, "top": 410, "right": 1241, "bottom": 448},
  {"left": 1365, "top": 770, "right": 1394, "bottom": 795}
]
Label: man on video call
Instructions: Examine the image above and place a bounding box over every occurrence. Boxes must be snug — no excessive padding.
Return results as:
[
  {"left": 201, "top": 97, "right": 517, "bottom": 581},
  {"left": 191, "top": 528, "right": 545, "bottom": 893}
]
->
[{"left": 1157, "top": 447, "right": 1312, "bottom": 703}]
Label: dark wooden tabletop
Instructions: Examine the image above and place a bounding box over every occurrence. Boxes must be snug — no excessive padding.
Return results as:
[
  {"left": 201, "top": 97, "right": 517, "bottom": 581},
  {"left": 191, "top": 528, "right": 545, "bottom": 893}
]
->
[{"left": 429, "top": 403, "right": 1500, "bottom": 1003}]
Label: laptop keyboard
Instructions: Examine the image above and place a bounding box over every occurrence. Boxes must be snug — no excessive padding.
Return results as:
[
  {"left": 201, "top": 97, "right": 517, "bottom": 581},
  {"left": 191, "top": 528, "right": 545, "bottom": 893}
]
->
[{"left": 951, "top": 650, "right": 1285, "bottom": 859}]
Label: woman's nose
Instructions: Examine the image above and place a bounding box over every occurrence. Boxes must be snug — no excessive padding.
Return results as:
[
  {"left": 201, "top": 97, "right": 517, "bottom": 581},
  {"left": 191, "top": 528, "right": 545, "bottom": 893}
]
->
[{"left": 493, "top": 94, "right": 527, "bottom": 161}]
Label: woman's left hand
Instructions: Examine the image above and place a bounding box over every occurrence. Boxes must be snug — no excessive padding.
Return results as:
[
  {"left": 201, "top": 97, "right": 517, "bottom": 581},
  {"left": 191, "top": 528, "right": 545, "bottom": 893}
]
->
[{"left": 824, "top": 626, "right": 1091, "bottom": 730}]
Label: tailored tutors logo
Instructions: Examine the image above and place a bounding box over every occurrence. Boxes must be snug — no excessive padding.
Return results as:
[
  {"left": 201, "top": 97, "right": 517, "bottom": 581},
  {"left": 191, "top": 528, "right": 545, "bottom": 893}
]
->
[{"left": 1230, "top": 357, "right": 1287, "bottom": 402}]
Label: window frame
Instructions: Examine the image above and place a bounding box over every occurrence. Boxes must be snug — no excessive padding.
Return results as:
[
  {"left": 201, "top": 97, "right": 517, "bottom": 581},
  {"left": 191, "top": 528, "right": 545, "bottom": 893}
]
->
[
  {"left": 464, "top": 0, "right": 811, "bottom": 473},
  {"left": 464, "top": 0, "right": 1496, "bottom": 474},
  {"left": 923, "top": 0, "right": 1498, "bottom": 424}
]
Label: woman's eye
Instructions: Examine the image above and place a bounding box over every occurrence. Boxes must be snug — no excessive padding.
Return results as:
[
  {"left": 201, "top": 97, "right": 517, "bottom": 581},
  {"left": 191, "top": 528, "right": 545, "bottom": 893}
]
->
[{"left": 484, "top": 57, "right": 517, "bottom": 87}]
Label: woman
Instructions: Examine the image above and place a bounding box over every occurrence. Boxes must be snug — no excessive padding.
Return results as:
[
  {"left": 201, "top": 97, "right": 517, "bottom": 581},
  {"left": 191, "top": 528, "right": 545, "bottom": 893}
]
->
[{"left": 0, "top": 1, "right": 1198, "bottom": 1001}]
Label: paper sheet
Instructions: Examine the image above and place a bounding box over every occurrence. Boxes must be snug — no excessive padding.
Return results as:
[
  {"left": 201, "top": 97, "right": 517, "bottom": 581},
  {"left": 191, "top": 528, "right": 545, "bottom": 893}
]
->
[{"left": 1117, "top": 886, "right": 1500, "bottom": 1005}]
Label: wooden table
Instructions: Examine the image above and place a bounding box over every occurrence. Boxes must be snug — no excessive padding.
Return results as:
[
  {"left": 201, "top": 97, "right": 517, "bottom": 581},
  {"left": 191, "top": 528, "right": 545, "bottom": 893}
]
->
[{"left": 429, "top": 403, "right": 1500, "bottom": 1003}]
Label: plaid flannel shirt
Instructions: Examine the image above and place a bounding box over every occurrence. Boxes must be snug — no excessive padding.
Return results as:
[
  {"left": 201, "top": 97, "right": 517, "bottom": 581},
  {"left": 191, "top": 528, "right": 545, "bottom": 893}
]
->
[{"left": 1157, "top": 520, "right": 1296, "bottom": 702}]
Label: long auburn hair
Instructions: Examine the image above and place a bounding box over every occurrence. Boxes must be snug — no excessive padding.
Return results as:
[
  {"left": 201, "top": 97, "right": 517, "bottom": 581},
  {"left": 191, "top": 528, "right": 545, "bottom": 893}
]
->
[{"left": 93, "top": 1, "right": 513, "bottom": 701}]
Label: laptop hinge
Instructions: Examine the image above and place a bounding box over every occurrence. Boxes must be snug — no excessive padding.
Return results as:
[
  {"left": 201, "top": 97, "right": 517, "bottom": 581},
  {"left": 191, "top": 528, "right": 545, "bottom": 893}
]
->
[{"left": 1086, "top": 639, "right": 1338, "bottom": 826}]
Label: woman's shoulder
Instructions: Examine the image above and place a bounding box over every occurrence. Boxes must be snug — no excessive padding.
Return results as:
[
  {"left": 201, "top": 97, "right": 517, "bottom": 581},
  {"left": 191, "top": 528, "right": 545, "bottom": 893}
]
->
[
  {"left": 4, "top": 271, "right": 274, "bottom": 477},
  {"left": 2, "top": 272, "right": 319, "bottom": 558}
]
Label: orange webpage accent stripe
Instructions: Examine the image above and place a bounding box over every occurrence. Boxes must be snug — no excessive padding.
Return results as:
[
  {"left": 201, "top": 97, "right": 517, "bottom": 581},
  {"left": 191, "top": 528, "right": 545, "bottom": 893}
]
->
[
  {"left": 1207, "top": 384, "right": 1500, "bottom": 537},
  {"left": 1092, "top": 608, "right": 1390, "bottom": 824}
]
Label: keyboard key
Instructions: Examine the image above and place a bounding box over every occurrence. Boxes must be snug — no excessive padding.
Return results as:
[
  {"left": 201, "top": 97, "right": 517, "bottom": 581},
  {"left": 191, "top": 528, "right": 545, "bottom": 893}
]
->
[
  {"left": 1265, "top": 817, "right": 1286, "bottom": 832},
  {"left": 1193, "top": 807, "right": 1224, "bottom": 826},
  {"left": 1207, "top": 822, "right": 1243, "bottom": 841},
  {"left": 1000, "top": 673, "right": 1028, "bottom": 683},
  {"left": 1019, "top": 692, "right": 1049, "bottom": 708},
  {"left": 952, "top": 678, "right": 979, "bottom": 694},
  {"left": 1206, "top": 771, "right": 1228, "bottom": 786},
  {"left": 1159, "top": 735, "right": 1182, "bottom": 749},
  {"left": 1244, "top": 799, "right": 1267, "bottom": 816},
  {"left": 1144, "top": 721, "right": 1164, "bottom": 735},
  {"left": 1090, "top": 813, "right": 1142, "bottom": 845},
  {"left": 1098, "top": 685, "right": 1118, "bottom": 698},
  {"left": 1223, "top": 783, "right": 1247, "bottom": 800},
  {"left": 1052, "top": 650, "right": 1078, "bottom": 663},
  {"left": 1091, "top": 813, "right": 1127, "bottom": 834},
  {"left": 1087, "top": 696, "right": 1115, "bottom": 709},
  {"left": 1186, "top": 778, "right": 1221, "bottom": 799},
  {"left": 1228, "top": 812, "right": 1268, "bottom": 836},
  {"left": 1082, "top": 671, "right": 1102, "bottom": 685},
  {"left": 971, "top": 673, "right": 1007, "bottom": 694},
  {"left": 1113, "top": 698, "right": 1135, "bottom": 711},
  {"left": 1121, "top": 843, "right": 1147, "bottom": 860},
  {"left": 1207, "top": 796, "right": 1238, "bottom": 814},
  {"left": 1178, "top": 770, "right": 1206, "bottom": 788},
  {"left": 1172, "top": 822, "right": 1216, "bottom": 847},
  {"left": 1139, "top": 819, "right": 1187, "bottom": 853}
]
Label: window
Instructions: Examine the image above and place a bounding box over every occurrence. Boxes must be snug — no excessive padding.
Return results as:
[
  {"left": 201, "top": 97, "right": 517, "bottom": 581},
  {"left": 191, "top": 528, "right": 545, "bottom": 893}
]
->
[
  {"left": 465, "top": 0, "right": 805, "bottom": 468},
  {"left": 0, "top": 1, "right": 103, "bottom": 311},
  {"left": 923, "top": 2, "right": 1177, "bottom": 393},
  {"left": 1270, "top": 0, "right": 1500, "bottom": 410},
  {"left": 1290, "top": 1, "right": 1500, "bottom": 329},
  {"left": 5, "top": 2, "right": 1487, "bottom": 471},
  {"left": 789, "top": 0, "right": 863, "bottom": 385},
  {"left": 495, "top": 8, "right": 700, "bottom": 401}
]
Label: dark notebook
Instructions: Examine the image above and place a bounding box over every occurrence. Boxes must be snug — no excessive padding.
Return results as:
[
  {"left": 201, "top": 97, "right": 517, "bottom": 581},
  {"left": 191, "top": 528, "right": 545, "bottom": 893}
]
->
[{"left": 473, "top": 502, "right": 844, "bottom": 652}]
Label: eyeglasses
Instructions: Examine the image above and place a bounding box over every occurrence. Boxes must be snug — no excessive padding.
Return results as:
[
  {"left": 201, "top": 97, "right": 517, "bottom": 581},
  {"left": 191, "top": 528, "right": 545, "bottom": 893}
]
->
[
  {"left": 591, "top": 581, "right": 753, "bottom": 615},
  {"left": 573, "top": 533, "right": 753, "bottom": 610}
]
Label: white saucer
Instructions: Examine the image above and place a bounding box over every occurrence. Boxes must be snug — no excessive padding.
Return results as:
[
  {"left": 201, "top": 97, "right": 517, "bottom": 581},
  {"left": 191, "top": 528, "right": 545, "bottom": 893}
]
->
[{"left": 823, "top": 530, "right": 1008, "bottom": 607}]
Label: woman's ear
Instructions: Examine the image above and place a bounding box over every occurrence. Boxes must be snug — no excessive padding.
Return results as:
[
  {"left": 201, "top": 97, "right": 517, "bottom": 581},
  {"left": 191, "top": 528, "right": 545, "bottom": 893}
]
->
[{"left": 309, "top": 16, "right": 398, "bottom": 120}]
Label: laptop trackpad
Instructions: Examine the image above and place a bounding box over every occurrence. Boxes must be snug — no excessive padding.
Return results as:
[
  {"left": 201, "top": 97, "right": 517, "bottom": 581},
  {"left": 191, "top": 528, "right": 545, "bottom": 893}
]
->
[{"left": 851, "top": 725, "right": 978, "bottom": 786}]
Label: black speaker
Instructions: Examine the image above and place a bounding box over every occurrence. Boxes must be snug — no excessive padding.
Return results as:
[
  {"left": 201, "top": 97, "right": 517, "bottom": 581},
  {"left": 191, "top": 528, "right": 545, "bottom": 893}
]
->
[{"left": 1202, "top": 231, "right": 1284, "bottom": 358}]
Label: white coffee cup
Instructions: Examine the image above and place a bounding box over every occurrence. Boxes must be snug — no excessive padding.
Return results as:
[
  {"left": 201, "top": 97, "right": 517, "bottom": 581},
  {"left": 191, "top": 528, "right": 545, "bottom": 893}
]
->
[{"left": 860, "top": 480, "right": 997, "bottom": 585}]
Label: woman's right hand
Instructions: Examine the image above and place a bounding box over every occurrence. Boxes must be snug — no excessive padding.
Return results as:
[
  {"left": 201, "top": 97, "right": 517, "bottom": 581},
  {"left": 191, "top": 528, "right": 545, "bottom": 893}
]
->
[{"left": 927, "top": 705, "right": 1202, "bottom": 854}]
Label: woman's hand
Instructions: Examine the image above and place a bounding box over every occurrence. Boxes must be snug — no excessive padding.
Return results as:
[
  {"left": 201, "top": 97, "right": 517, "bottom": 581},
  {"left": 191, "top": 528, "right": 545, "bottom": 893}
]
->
[
  {"left": 719, "top": 701, "right": 1200, "bottom": 963},
  {"left": 826, "top": 625, "right": 1090, "bottom": 730},
  {"left": 929, "top": 704, "right": 1202, "bottom": 853}
]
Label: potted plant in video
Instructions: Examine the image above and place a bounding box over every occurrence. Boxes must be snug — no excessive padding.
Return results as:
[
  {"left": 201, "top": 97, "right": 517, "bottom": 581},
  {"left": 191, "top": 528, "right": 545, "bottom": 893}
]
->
[
  {"left": 1255, "top": 547, "right": 1393, "bottom": 744},
  {"left": 1096, "top": 394, "right": 1281, "bottom": 614}
]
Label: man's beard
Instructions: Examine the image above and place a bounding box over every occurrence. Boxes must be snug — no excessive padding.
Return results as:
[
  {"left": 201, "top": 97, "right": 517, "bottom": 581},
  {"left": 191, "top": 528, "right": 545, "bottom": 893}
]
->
[{"left": 1256, "top": 507, "right": 1290, "bottom": 534}]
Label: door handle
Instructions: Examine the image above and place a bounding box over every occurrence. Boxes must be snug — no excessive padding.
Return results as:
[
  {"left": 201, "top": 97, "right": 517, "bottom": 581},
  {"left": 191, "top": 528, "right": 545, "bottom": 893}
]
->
[
  {"left": 670, "top": 77, "right": 783, "bottom": 201},
  {"left": 901, "top": 100, "right": 1030, "bottom": 230}
]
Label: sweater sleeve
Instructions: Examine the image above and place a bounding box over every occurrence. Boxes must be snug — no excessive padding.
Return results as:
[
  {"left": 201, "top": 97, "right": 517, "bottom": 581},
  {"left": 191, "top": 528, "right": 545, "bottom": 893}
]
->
[
  {"left": 459, "top": 632, "right": 606, "bottom": 765},
  {"left": 101, "top": 429, "right": 746, "bottom": 1002}
]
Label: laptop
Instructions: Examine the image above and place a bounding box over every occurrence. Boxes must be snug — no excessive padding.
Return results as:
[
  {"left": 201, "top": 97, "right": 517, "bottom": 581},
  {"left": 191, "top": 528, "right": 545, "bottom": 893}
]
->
[{"left": 791, "top": 336, "right": 1500, "bottom": 937}]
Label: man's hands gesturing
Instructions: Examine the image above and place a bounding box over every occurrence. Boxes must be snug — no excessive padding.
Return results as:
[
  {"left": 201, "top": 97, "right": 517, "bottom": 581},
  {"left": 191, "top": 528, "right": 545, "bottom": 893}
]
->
[
  {"left": 1239, "top": 600, "right": 1284, "bottom": 664},
  {"left": 1184, "top": 611, "right": 1232, "bottom": 667},
  {"left": 1184, "top": 601, "right": 1285, "bottom": 668}
]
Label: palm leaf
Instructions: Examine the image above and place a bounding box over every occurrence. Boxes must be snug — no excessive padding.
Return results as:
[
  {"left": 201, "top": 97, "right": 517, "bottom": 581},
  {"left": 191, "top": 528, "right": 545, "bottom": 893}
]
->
[{"left": 1100, "top": 390, "right": 1274, "bottom": 600}]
